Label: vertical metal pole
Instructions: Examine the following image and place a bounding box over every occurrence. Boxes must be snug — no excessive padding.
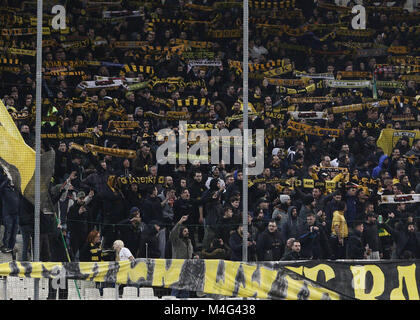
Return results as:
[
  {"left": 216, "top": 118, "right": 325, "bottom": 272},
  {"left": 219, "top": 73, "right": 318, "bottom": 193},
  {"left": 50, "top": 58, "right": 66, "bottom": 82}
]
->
[
  {"left": 34, "top": 0, "right": 43, "bottom": 300},
  {"left": 3, "top": 278, "right": 8, "bottom": 300},
  {"left": 242, "top": 0, "right": 249, "bottom": 262}
]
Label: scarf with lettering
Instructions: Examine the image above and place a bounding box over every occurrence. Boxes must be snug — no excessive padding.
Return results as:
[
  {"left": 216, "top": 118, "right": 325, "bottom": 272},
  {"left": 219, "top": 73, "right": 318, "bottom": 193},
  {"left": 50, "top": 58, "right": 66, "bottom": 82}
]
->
[
  {"left": 294, "top": 71, "right": 335, "bottom": 80},
  {"left": 266, "top": 78, "right": 310, "bottom": 87},
  {"left": 336, "top": 71, "right": 372, "bottom": 79},
  {"left": 325, "top": 80, "right": 372, "bottom": 88},
  {"left": 288, "top": 111, "right": 328, "bottom": 120},
  {"left": 277, "top": 81, "right": 323, "bottom": 95},
  {"left": 287, "top": 120, "right": 342, "bottom": 138},
  {"left": 187, "top": 59, "right": 222, "bottom": 73},
  {"left": 329, "top": 100, "right": 390, "bottom": 114},
  {"left": 380, "top": 194, "right": 420, "bottom": 204},
  {"left": 77, "top": 79, "right": 127, "bottom": 91}
]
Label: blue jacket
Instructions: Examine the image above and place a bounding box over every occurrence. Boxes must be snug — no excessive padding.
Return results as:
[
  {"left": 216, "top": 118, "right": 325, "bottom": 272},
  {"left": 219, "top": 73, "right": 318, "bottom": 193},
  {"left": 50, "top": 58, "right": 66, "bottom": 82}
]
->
[{"left": 372, "top": 155, "right": 388, "bottom": 179}]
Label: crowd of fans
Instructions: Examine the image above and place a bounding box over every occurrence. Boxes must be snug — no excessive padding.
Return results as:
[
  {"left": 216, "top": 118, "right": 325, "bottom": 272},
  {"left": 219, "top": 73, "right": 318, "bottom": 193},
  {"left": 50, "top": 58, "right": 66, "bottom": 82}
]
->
[{"left": 0, "top": 0, "right": 420, "bottom": 268}]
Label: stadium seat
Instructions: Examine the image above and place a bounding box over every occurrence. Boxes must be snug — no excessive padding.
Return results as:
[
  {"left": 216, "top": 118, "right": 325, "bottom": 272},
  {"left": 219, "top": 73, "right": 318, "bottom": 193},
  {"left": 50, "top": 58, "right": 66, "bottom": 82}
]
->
[
  {"left": 161, "top": 295, "right": 177, "bottom": 300},
  {"left": 122, "top": 286, "right": 139, "bottom": 300},
  {"left": 85, "top": 288, "right": 101, "bottom": 300},
  {"left": 138, "top": 287, "right": 155, "bottom": 299},
  {"left": 102, "top": 287, "right": 118, "bottom": 300}
]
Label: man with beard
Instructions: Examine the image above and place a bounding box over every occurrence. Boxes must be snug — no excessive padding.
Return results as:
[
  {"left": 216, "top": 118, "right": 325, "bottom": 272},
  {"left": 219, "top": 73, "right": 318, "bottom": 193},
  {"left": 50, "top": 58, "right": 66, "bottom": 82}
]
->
[
  {"left": 281, "top": 239, "right": 303, "bottom": 261},
  {"left": 116, "top": 207, "right": 146, "bottom": 257},
  {"left": 169, "top": 215, "right": 198, "bottom": 298},
  {"left": 205, "top": 165, "right": 225, "bottom": 190},
  {"left": 382, "top": 214, "right": 420, "bottom": 259},
  {"left": 283, "top": 206, "right": 300, "bottom": 241},
  {"left": 256, "top": 220, "right": 284, "bottom": 261},
  {"left": 173, "top": 188, "right": 196, "bottom": 247}
]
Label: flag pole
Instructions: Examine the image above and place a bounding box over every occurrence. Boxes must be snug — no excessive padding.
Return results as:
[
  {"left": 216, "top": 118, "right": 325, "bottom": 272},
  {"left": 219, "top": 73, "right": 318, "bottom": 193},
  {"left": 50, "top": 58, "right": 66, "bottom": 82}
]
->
[
  {"left": 242, "top": 0, "right": 249, "bottom": 262},
  {"left": 34, "top": 0, "right": 43, "bottom": 300}
]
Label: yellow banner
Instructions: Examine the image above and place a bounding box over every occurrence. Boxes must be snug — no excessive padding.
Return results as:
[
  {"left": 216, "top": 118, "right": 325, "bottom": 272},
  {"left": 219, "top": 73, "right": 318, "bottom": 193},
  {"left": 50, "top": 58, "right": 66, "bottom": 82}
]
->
[
  {"left": 377, "top": 128, "right": 420, "bottom": 156},
  {"left": 0, "top": 101, "right": 35, "bottom": 193}
]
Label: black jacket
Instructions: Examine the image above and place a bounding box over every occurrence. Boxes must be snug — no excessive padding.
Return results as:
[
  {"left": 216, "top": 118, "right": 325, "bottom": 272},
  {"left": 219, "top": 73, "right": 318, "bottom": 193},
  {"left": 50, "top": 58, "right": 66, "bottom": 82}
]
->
[
  {"left": 216, "top": 216, "right": 236, "bottom": 245},
  {"left": 256, "top": 229, "right": 284, "bottom": 261},
  {"left": 281, "top": 250, "right": 303, "bottom": 261},
  {"left": 363, "top": 221, "right": 381, "bottom": 252},
  {"left": 382, "top": 223, "right": 420, "bottom": 258},
  {"left": 138, "top": 224, "right": 161, "bottom": 258},
  {"left": 173, "top": 198, "right": 193, "bottom": 222},
  {"left": 297, "top": 222, "right": 330, "bottom": 259},
  {"left": 346, "top": 229, "right": 365, "bottom": 259},
  {"left": 229, "top": 230, "right": 256, "bottom": 261},
  {"left": 116, "top": 219, "right": 146, "bottom": 257},
  {"left": 67, "top": 202, "right": 89, "bottom": 237},
  {"left": 141, "top": 195, "right": 163, "bottom": 224},
  {"left": 204, "top": 198, "right": 223, "bottom": 229}
]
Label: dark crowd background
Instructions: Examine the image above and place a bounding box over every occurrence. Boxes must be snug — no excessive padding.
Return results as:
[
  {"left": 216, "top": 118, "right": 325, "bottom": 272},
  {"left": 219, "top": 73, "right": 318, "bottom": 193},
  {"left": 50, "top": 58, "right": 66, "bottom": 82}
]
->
[{"left": 0, "top": 0, "right": 420, "bottom": 269}]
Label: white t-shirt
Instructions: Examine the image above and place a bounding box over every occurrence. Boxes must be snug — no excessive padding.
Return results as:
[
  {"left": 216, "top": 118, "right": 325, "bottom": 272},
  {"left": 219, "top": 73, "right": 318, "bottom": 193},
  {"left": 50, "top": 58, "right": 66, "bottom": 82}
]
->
[{"left": 119, "top": 247, "right": 134, "bottom": 261}]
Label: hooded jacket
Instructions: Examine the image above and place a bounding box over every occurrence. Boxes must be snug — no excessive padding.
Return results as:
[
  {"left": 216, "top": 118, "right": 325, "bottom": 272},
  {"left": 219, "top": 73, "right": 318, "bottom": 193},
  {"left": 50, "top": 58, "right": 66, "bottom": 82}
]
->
[{"left": 283, "top": 206, "right": 300, "bottom": 241}]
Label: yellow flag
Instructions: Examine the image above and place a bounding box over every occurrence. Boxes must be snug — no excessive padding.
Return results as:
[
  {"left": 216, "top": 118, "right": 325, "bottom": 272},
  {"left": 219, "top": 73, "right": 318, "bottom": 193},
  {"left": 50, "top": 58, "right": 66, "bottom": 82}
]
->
[
  {"left": 0, "top": 101, "right": 35, "bottom": 193},
  {"left": 377, "top": 128, "right": 420, "bottom": 156}
]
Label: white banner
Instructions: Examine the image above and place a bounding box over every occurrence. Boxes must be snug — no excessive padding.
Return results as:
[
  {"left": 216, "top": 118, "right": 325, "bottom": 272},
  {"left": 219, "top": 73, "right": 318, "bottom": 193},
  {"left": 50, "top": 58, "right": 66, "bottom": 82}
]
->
[
  {"left": 380, "top": 194, "right": 420, "bottom": 204},
  {"left": 288, "top": 111, "right": 328, "bottom": 120},
  {"left": 77, "top": 79, "right": 126, "bottom": 90},
  {"left": 102, "top": 10, "right": 141, "bottom": 18},
  {"left": 94, "top": 75, "right": 141, "bottom": 83},
  {"left": 294, "top": 71, "right": 335, "bottom": 80},
  {"left": 187, "top": 59, "right": 222, "bottom": 72},
  {"left": 325, "top": 80, "right": 372, "bottom": 88}
]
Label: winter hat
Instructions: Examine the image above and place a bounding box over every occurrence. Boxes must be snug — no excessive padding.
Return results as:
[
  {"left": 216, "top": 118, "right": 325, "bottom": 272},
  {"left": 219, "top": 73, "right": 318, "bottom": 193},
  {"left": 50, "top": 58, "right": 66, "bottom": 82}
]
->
[
  {"left": 303, "top": 195, "right": 314, "bottom": 206},
  {"left": 279, "top": 194, "right": 291, "bottom": 204}
]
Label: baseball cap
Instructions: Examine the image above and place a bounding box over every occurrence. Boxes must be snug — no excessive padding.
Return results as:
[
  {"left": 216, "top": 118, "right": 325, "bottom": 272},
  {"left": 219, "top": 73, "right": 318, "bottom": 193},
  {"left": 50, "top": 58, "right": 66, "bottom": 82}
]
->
[
  {"left": 77, "top": 191, "right": 85, "bottom": 199},
  {"left": 130, "top": 207, "right": 140, "bottom": 215}
]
